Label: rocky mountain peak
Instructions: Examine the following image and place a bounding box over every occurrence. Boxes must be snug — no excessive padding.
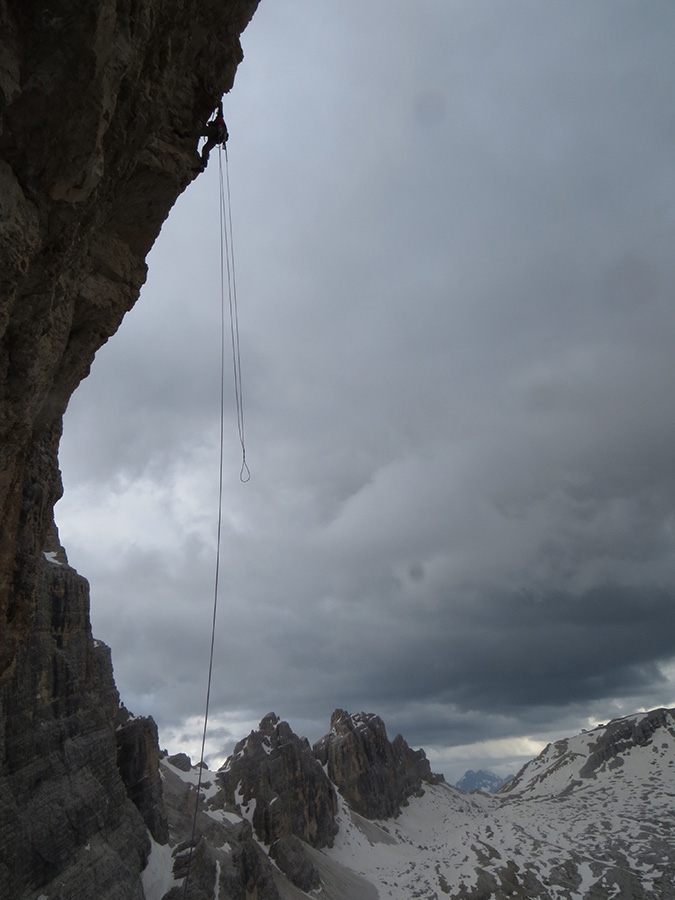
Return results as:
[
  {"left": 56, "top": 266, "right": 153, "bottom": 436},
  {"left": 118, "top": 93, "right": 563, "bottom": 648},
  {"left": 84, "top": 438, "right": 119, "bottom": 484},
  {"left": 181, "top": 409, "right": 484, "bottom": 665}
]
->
[
  {"left": 314, "top": 708, "right": 443, "bottom": 819},
  {"left": 257, "top": 709, "right": 295, "bottom": 744},
  {"left": 218, "top": 713, "right": 338, "bottom": 850},
  {"left": 502, "top": 707, "right": 675, "bottom": 802},
  {"left": 455, "top": 769, "right": 515, "bottom": 794},
  {"left": 329, "top": 707, "right": 378, "bottom": 731}
]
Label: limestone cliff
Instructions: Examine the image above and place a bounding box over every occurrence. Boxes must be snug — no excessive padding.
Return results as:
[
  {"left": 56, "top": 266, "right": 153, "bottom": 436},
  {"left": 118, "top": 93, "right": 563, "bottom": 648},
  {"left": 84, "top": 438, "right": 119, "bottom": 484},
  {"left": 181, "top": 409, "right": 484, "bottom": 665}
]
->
[{"left": 0, "top": 1, "right": 259, "bottom": 896}]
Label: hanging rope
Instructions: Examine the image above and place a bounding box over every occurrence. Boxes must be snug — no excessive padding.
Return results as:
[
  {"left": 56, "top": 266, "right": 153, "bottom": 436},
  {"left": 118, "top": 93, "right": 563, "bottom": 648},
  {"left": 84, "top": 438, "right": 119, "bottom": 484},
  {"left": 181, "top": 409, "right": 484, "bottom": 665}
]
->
[
  {"left": 182, "top": 140, "right": 249, "bottom": 899},
  {"left": 220, "top": 144, "right": 250, "bottom": 483}
]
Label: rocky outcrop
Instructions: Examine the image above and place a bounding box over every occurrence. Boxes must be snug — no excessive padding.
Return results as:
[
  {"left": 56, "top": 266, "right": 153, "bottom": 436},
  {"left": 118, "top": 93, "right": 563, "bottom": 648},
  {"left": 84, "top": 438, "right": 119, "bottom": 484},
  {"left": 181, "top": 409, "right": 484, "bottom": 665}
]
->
[
  {"left": 579, "top": 706, "right": 675, "bottom": 779},
  {"left": 313, "top": 708, "right": 443, "bottom": 819},
  {"left": 115, "top": 705, "right": 169, "bottom": 844},
  {"left": 1, "top": 1, "right": 259, "bottom": 896},
  {"left": 218, "top": 712, "right": 339, "bottom": 849},
  {"left": 166, "top": 834, "right": 280, "bottom": 900},
  {"left": 0, "top": 557, "right": 150, "bottom": 898},
  {"left": 269, "top": 835, "right": 322, "bottom": 893}
]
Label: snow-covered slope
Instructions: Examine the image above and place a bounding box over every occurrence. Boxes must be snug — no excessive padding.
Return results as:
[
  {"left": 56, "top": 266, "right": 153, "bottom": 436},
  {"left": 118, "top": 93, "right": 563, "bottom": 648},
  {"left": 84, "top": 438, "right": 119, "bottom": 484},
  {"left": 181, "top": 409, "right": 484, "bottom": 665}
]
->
[
  {"left": 147, "top": 708, "right": 675, "bottom": 900},
  {"left": 306, "top": 708, "right": 675, "bottom": 900}
]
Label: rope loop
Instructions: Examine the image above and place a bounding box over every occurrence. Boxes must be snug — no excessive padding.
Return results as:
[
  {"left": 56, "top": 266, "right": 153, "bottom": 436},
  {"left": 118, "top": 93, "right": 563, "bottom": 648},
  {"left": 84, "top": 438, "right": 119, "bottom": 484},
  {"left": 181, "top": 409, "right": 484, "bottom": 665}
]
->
[{"left": 240, "top": 455, "right": 251, "bottom": 483}]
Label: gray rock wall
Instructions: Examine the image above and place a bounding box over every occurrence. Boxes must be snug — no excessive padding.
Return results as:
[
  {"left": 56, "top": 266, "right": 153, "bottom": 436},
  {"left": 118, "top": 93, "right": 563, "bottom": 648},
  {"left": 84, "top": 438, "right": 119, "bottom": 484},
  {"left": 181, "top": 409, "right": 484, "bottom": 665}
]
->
[
  {"left": 0, "top": 1, "right": 260, "bottom": 895},
  {"left": 0, "top": 558, "right": 149, "bottom": 898}
]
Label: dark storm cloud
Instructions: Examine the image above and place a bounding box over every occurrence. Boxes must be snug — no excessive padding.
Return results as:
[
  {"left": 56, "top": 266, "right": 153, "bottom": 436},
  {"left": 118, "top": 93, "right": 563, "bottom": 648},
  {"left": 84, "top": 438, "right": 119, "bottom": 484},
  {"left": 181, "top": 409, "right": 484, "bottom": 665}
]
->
[
  {"left": 387, "top": 586, "right": 675, "bottom": 708},
  {"left": 57, "top": 1, "right": 675, "bottom": 776}
]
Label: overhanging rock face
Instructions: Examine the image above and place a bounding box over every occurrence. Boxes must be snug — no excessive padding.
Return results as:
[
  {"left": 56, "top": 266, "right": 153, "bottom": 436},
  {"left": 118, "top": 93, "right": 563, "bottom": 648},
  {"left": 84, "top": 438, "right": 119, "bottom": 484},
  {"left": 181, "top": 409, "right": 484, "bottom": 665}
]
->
[{"left": 0, "top": 2, "right": 259, "bottom": 896}]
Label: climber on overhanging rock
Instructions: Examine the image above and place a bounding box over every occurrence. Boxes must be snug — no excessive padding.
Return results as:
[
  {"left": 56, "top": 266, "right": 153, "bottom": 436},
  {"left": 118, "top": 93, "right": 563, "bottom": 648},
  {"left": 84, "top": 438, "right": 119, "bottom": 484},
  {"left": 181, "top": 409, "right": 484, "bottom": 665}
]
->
[{"left": 199, "top": 100, "right": 228, "bottom": 169}]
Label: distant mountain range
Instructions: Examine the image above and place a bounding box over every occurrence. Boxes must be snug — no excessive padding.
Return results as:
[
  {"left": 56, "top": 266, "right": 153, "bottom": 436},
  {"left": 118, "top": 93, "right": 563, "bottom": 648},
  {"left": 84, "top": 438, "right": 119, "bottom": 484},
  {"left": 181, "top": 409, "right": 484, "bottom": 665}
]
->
[
  {"left": 146, "top": 706, "right": 675, "bottom": 899},
  {"left": 455, "top": 769, "right": 514, "bottom": 793}
]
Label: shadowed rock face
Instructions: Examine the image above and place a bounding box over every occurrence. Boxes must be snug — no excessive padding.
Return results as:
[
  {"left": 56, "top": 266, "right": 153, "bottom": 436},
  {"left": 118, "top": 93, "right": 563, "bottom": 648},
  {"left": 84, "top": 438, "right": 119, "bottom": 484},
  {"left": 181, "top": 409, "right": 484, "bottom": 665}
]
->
[
  {"left": 115, "top": 705, "right": 169, "bottom": 844},
  {"left": 0, "top": 1, "right": 259, "bottom": 896},
  {"left": 218, "top": 712, "right": 339, "bottom": 849},
  {"left": 313, "top": 708, "right": 443, "bottom": 820},
  {"left": 0, "top": 558, "right": 150, "bottom": 898}
]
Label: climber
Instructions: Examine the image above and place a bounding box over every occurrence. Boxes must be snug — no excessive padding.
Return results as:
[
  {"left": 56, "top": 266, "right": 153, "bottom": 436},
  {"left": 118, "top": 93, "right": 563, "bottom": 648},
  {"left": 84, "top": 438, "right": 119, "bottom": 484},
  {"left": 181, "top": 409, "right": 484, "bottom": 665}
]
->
[{"left": 199, "top": 101, "right": 228, "bottom": 168}]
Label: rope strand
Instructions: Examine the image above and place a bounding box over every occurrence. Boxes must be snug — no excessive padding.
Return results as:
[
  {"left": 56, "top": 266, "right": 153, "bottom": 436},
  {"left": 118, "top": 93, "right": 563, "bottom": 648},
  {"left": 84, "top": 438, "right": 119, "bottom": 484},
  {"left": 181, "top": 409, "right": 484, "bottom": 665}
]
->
[
  {"left": 221, "top": 145, "right": 250, "bottom": 482},
  {"left": 182, "top": 142, "right": 246, "bottom": 898}
]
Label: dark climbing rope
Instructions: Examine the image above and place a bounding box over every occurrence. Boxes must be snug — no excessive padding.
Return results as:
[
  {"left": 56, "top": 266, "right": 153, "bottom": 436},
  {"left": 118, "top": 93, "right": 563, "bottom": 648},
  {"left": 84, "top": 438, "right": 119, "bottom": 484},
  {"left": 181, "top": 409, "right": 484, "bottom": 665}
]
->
[{"left": 182, "top": 137, "right": 249, "bottom": 900}]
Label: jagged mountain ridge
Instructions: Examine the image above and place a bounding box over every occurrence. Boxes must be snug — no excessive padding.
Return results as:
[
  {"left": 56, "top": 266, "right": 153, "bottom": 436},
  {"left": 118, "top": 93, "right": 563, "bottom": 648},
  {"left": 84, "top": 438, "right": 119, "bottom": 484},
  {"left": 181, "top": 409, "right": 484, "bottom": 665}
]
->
[
  {"left": 152, "top": 707, "right": 675, "bottom": 900},
  {"left": 146, "top": 708, "right": 444, "bottom": 899}
]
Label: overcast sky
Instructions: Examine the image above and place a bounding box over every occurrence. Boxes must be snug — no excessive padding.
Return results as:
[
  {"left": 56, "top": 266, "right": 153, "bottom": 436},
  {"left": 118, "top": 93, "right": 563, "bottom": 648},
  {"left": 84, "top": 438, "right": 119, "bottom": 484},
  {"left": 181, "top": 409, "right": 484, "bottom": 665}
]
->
[{"left": 58, "top": 0, "right": 675, "bottom": 783}]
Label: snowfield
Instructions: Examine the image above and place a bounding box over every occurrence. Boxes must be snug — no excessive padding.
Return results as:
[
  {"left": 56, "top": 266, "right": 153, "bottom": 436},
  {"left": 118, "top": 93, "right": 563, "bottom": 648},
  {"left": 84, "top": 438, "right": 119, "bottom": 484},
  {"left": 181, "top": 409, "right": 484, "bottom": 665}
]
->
[{"left": 310, "top": 710, "right": 675, "bottom": 899}]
